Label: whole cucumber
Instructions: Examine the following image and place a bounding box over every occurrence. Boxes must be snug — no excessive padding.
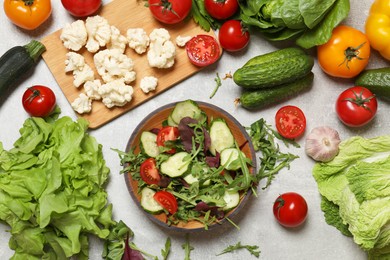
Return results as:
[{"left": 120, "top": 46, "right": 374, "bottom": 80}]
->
[
  {"left": 243, "top": 47, "right": 306, "bottom": 67},
  {"left": 355, "top": 68, "right": 390, "bottom": 102},
  {"left": 239, "top": 72, "right": 314, "bottom": 110},
  {"left": 233, "top": 54, "right": 314, "bottom": 89}
]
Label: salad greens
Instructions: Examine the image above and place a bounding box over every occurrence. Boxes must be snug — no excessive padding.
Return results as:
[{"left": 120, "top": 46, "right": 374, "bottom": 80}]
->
[
  {"left": 312, "top": 135, "right": 390, "bottom": 259},
  {"left": 217, "top": 241, "right": 261, "bottom": 258}
]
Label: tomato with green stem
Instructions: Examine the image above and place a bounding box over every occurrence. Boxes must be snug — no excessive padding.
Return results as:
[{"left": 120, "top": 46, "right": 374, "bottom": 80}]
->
[
  {"left": 273, "top": 192, "right": 308, "bottom": 228},
  {"left": 204, "top": 0, "right": 239, "bottom": 20},
  {"left": 218, "top": 20, "right": 250, "bottom": 52},
  {"left": 22, "top": 85, "right": 56, "bottom": 117},
  {"left": 336, "top": 86, "right": 377, "bottom": 127},
  {"left": 148, "top": 0, "right": 192, "bottom": 24},
  {"left": 154, "top": 190, "right": 178, "bottom": 214},
  {"left": 275, "top": 105, "right": 306, "bottom": 140}
]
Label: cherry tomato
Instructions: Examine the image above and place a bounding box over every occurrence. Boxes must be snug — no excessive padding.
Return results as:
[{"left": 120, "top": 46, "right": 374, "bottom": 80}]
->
[
  {"left": 186, "top": 35, "right": 221, "bottom": 67},
  {"left": 218, "top": 20, "right": 250, "bottom": 52},
  {"left": 22, "top": 85, "right": 56, "bottom": 117},
  {"left": 61, "top": 0, "right": 102, "bottom": 17},
  {"left": 317, "top": 25, "right": 371, "bottom": 78},
  {"left": 204, "top": 0, "right": 239, "bottom": 20},
  {"left": 153, "top": 190, "right": 178, "bottom": 214},
  {"left": 273, "top": 192, "right": 308, "bottom": 228},
  {"left": 275, "top": 105, "right": 306, "bottom": 139},
  {"left": 335, "top": 86, "right": 377, "bottom": 127},
  {"left": 148, "top": 0, "right": 192, "bottom": 24},
  {"left": 4, "top": 0, "right": 52, "bottom": 30},
  {"left": 140, "top": 158, "right": 161, "bottom": 185},
  {"left": 156, "top": 126, "right": 179, "bottom": 154}
]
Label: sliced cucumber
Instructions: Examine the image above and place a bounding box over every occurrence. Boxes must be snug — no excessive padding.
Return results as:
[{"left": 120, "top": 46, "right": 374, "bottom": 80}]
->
[
  {"left": 209, "top": 119, "right": 235, "bottom": 156},
  {"left": 160, "top": 152, "right": 190, "bottom": 178},
  {"left": 140, "top": 187, "right": 163, "bottom": 214},
  {"left": 167, "top": 115, "right": 177, "bottom": 126},
  {"left": 140, "top": 131, "right": 160, "bottom": 158},
  {"left": 222, "top": 190, "right": 240, "bottom": 211},
  {"left": 170, "top": 100, "right": 203, "bottom": 124},
  {"left": 220, "top": 148, "right": 246, "bottom": 171},
  {"left": 183, "top": 167, "right": 211, "bottom": 186}
]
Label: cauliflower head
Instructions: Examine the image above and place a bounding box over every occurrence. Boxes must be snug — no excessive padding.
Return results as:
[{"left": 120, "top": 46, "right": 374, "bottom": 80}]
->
[
  {"left": 140, "top": 76, "right": 158, "bottom": 94},
  {"left": 98, "top": 79, "right": 134, "bottom": 108},
  {"left": 126, "top": 28, "right": 150, "bottom": 54},
  {"left": 65, "top": 52, "right": 86, "bottom": 73},
  {"left": 85, "top": 15, "right": 111, "bottom": 53},
  {"left": 73, "top": 64, "right": 95, "bottom": 88},
  {"left": 94, "top": 49, "right": 136, "bottom": 84},
  {"left": 60, "top": 20, "right": 87, "bottom": 51},
  {"left": 71, "top": 93, "right": 92, "bottom": 114},
  {"left": 84, "top": 80, "right": 102, "bottom": 100},
  {"left": 147, "top": 28, "right": 176, "bottom": 69},
  {"left": 107, "top": 26, "right": 128, "bottom": 53}
]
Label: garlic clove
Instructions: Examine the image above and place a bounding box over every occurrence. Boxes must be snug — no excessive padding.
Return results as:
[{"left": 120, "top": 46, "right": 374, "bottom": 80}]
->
[{"left": 305, "top": 126, "right": 341, "bottom": 162}]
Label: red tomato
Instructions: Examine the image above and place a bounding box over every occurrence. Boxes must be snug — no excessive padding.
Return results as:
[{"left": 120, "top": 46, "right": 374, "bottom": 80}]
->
[
  {"left": 273, "top": 192, "right": 308, "bottom": 228},
  {"left": 186, "top": 35, "right": 221, "bottom": 67},
  {"left": 218, "top": 20, "right": 250, "bottom": 52},
  {"left": 140, "top": 158, "right": 161, "bottom": 185},
  {"left": 61, "top": 0, "right": 101, "bottom": 17},
  {"left": 156, "top": 126, "right": 179, "bottom": 154},
  {"left": 204, "top": 0, "right": 239, "bottom": 20},
  {"left": 336, "top": 86, "right": 377, "bottom": 127},
  {"left": 153, "top": 190, "right": 178, "bottom": 214},
  {"left": 275, "top": 106, "right": 306, "bottom": 139},
  {"left": 148, "top": 0, "right": 192, "bottom": 24},
  {"left": 22, "top": 85, "right": 56, "bottom": 117}
]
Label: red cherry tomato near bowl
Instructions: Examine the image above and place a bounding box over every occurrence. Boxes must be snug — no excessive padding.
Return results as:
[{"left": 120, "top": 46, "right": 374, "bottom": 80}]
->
[
  {"left": 140, "top": 158, "right": 161, "bottom": 185},
  {"left": 336, "top": 86, "right": 377, "bottom": 127},
  {"left": 273, "top": 192, "right": 308, "bottom": 228},
  {"left": 61, "top": 0, "right": 101, "bottom": 17},
  {"left": 186, "top": 35, "right": 221, "bottom": 67},
  {"left": 218, "top": 20, "right": 250, "bottom": 52},
  {"left": 22, "top": 85, "right": 56, "bottom": 117},
  {"left": 204, "top": 0, "right": 239, "bottom": 20},
  {"left": 275, "top": 105, "right": 306, "bottom": 139},
  {"left": 148, "top": 0, "right": 192, "bottom": 24},
  {"left": 157, "top": 126, "right": 179, "bottom": 154},
  {"left": 154, "top": 190, "right": 178, "bottom": 214}
]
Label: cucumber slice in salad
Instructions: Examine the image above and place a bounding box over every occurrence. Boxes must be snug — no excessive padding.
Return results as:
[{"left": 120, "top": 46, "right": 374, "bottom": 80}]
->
[
  {"left": 209, "top": 119, "right": 235, "bottom": 156},
  {"left": 170, "top": 100, "right": 203, "bottom": 125},
  {"left": 140, "top": 187, "right": 163, "bottom": 214},
  {"left": 220, "top": 148, "right": 246, "bottom": 171},
  {"left": 140, "top": 131, "right": 160, "bottom": 158},
  {"left": 223, "top": 190, "right": 240, "bottom": 211},
  {"left": 160, "top": 151, "right": 191, "bottom": 177}
]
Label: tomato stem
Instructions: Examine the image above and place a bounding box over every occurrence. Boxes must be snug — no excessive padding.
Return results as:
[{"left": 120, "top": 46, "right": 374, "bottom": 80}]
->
[
  {"left": 150, "top": 0, "right": 180, "bottom": 18},
  {"left": 339, "top": 42, "right": 367, "bottom": 69},
  {"left": 26, "top": 87, "right": 41, "bottom": 104},
  {"left": 22, "top": 0, "right": 35, "bottom": 6},
  {"left": 343, "top": 89, "right": 375, "bottom": 111}
]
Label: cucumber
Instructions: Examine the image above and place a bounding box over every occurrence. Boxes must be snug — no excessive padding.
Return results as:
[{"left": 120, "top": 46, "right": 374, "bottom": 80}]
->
[
  {"left": 160, "top": 151, "right": 190, "bottom": 177},
  {"left": 222, "top": 190, "right": 240, "bottom": 211},
  {"left": 209, "top": 119, "right": 235, "bottom": 156},
  {"left": 140, "top": 187, "right": 163, "bottom": 214},
  {"left": 239, "top": 72, "right": 314, "bottom": 110},
  {"left": 355, "top": 68, "right": 390, "bottom": 101},
  {"left": 233, "top": 54, "right": 314, "bottom": 89},
  {"left": 140, "top": 131, "right": 160, "bottom": 157},
  {"left": 170, "top": 100, "right": 203, "bottom": 124},
  {"left": 243, "top": 47, "right": 306, "bottom": 67},
  {"left": 220, "top": 148, "right": 246, "bottom": 171}
]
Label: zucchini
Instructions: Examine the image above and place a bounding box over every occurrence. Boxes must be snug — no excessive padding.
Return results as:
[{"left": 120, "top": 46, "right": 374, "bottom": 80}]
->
[
  {"left": 209, "top": 119, "right": 235, "bottom": 156},
  {"left": 243, "top": 47, "right": 306, "bottom": 67},
  {"left": 0, "top": 40, "right": 46, "bottom": 97},
  {"left": 140, "top": 131, "right": 160, "bottom": 158},
  {"left": 239, "top": 72, "right": 314, "bottom": 110},
  {"left": 140, "top": 187, "right": 163, "bottom": 214},
  {"left": 355, "top": 68, "right": 390, "bottom": 101},
  {"left": 233, "top": 54, "right": 314, "bottom": 89}
]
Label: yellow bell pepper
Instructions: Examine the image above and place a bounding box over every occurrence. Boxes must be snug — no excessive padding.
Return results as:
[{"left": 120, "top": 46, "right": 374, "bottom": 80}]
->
[{"left": 365, "top": 0, "right": 390, "bottom": 60}]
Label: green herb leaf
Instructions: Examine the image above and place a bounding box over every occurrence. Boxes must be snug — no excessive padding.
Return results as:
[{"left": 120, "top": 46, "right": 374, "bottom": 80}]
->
[
  {"left": 210, "top": 73, "right": 222, "bottom": 99},
  {"left": 161, "top": 237, "right": 171, "bottom": 260},
  {"left": 182, "top": 234, "right": 194, "bottom": 260},
  {"left": 217, "top": 242, "right": 261, "bottom": 258}
]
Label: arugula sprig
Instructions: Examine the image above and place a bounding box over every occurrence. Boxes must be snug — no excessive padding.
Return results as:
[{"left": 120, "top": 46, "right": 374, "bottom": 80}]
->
[{"left": 217, "top": 242, "right": 261, "bottom": 258}]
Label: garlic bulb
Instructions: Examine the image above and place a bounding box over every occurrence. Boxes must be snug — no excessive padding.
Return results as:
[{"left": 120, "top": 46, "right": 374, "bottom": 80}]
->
[{"left": 305, "top": 126, "right": 341, "bottom": 162}]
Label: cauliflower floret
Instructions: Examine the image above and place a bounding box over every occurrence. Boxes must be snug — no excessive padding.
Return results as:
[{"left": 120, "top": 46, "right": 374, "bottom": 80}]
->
[
  {"left": 98, "top": 79, "right": 134, "bottom": 108},
  {"left": 65, "top": 52, "right": 86, "bottom": 72},
  {"left": 73, "top": 64, "right": 95, "bottom": 88},
  {"left": 126, "top": 28, "right": 150, "bottom": 54},
  {"left": 60, "top": 20, "right": 87, "bottom": 51},
  {"left": 140, "top": 76, "right": 158, "bottom": 94},
  {"left": 71, "top": 93, "right": 92, "bottom": 114},
  {"left": 84, "top": 80, "right": 102, "bottom": 100},
  {"left": 175, "top": 35, "right": 192, "bottom": 47},
  {"left": 107, "top": 26, "right": 128, "bottom": 53},
  {"left": 85, "top": 15, "right": 111, "bottom": 53},
  {"left": 147, "top": 28, "right": 176, "bottom": 69},
  {"left": 94, "top": 49, "right": 136, "bottom": 84}
]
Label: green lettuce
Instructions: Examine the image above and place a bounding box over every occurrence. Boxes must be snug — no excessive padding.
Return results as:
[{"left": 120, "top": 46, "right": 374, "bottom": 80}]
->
[{"left": 312, "top": 135, "right": 390, "bottom": 259}]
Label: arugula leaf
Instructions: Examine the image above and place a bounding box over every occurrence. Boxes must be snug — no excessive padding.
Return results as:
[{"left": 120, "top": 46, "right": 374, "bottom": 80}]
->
[
  {"left": 210, "top": 73, "right": 222, "bottom": 99},
  {"left": 217, "top": 242, "right": 261, "bottom": 257},
  {"left": 161, "top": 237, "right": 171, "bottom": 260},
  {"left": 182, "top": 234, "right": 194, "bottom": 260}
]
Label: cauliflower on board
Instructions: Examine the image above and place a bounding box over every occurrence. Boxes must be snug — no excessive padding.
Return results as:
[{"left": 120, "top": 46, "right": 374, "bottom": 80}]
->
[
  {"left": 107, "top": 26, "right": 128, "bottom": 53},
  {"left": 126, "top": 28, "right": 150, "bottom": 54},
  {"left": 65, "top": 52, "right": 86, "bottom": 72},
  {"left": 98, "top": 79, "right": 134, "bottom": 108},
  {"left": 84, "top": 80, "right": 102, "bottom": 100},
  {"left": 94, "top": 49, "right": 136, "bottom": 84},
  {"left": 71, "top": 93, "right": 92, "bottom": 114},
  {"left": 60, "top": 20, "right": 87, "bottom": 51},
  {"left": 140, "top": 76, "right": 158, "bottom": 94},
  {"left": 85, "top": 15, "right": 111, "bottom": 53},
  {"left": 147, "top": 28, "right": 176, "bottom": 69},
  {"left": 73, "top": 65, "right": 95, "bottom": 88},
  {"left": 176, "top": 35, "right": 192, "bottom": 47}
]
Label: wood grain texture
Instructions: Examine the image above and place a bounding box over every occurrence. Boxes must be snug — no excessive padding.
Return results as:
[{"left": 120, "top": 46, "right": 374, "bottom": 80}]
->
[{"left": 41, "top": 0, "right": 218, "bottom": 129}]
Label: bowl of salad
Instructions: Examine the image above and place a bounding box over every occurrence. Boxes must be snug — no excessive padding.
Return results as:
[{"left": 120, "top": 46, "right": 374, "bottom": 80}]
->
[{"left": 121, "top": 100, "right": 257, "bottom": 232}]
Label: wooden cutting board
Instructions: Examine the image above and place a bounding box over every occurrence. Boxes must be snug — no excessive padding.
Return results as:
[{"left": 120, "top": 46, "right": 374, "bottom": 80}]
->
[{"left": 41, "top": 0, "right": 218, "bottom": 129}]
